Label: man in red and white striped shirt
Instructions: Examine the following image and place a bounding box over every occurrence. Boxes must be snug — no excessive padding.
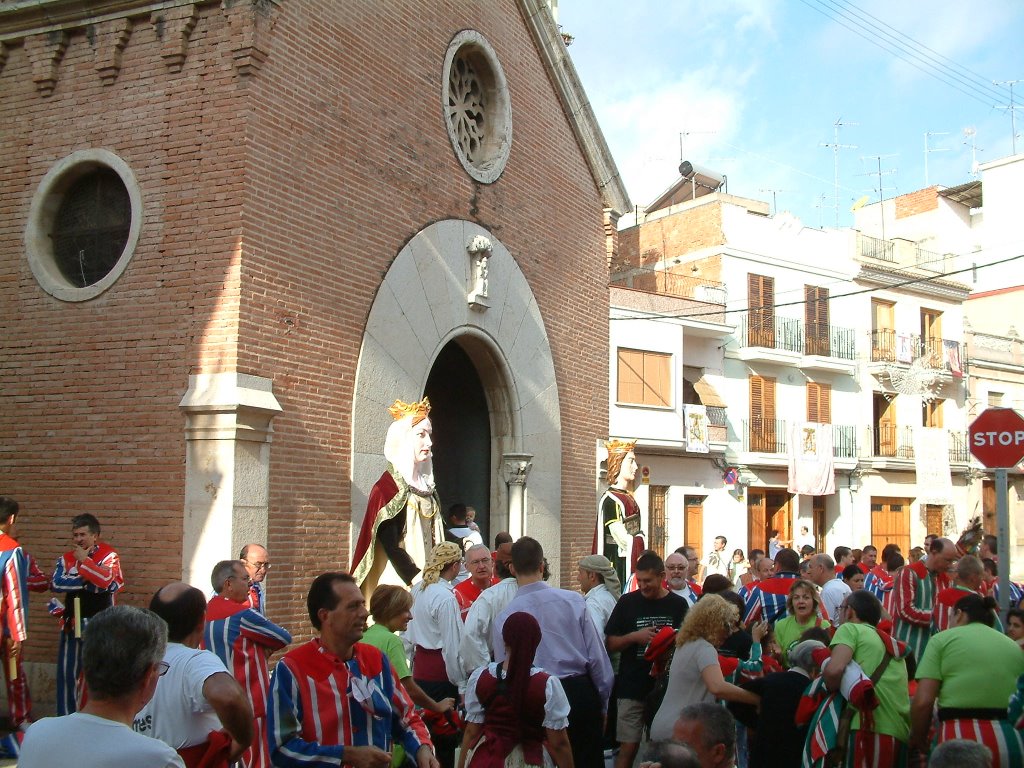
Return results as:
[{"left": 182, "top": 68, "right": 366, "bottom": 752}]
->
[
  {"left": 204, "top": 560, "right": 291, "bottom": 768},
  {"left": 51, "top": 513, "right": 124, "bottom": 715},
  {"left": 0, "top": 497, "right": 28, "bottom": 728},
  {"left": 267, "top": 572, "right": 438, "bottom": 768}
]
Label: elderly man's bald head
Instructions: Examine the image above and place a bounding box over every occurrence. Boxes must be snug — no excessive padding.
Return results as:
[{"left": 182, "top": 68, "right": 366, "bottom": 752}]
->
[{"left": 149, "top": 581, "right": 206, "bottom": 644}]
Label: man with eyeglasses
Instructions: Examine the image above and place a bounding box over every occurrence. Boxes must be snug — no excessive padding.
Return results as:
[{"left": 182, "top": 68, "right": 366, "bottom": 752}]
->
[
  {"left": 453, "top": 543, "right": 496, "bottom": 621},
  {"left": 240, "top": 543, "right": 271, "bottom": 614},
  {"left": 205, "top": 561, "right": 291, "bottom": 768},
  {"left": 136, "top": 583, "right": 254, "bottom": 767},
  {"left": 20, "top": 606, "right": 185, "bottom": 767},
  {"left": 666, "top": 550, "right": 700, "bottom": 606}
]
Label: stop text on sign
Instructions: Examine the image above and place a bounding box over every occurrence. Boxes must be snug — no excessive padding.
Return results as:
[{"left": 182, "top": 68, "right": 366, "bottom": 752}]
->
[{"left": 972, "top": 430, "right": 1024, "bottom": 447}]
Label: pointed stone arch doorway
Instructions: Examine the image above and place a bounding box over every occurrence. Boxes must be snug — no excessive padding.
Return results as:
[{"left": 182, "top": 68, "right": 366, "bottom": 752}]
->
[{"left": 351, "top": 220, "right": 564, "bottom": 576}]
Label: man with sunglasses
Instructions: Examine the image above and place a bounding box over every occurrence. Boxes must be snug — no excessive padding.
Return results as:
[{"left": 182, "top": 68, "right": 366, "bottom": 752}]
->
[
  {"left": 240, "top": 543, "right": 271, "bottom": 614},
  {"left": 20, "top": 606, "right": 184, "bottom": 767}
]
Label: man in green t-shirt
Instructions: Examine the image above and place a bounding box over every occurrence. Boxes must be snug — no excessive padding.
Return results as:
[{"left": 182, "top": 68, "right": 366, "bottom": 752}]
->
[{"left": 824, "top": 590, "right": 911, "bottom": 767}]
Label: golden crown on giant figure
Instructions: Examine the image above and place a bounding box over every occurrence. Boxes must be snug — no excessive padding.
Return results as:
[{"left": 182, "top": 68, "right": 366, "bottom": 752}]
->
[
  {"left": 388, "top": 397, "right": 431, "bottom": 423},
  {"left": 605, "top": 438, "right": 637, "bottom": 455}
]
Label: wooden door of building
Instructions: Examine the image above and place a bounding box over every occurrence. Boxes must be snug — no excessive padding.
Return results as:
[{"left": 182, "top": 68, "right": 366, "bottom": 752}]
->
[
  {"left": 812, "top": 495, "right": 826, "bottom": 552},
  {"left": 748, "top": 489, "right": 791, "bottom": 553},
  {"left": 872, "top": 299, "right": 895, "bottom": 361},
  {"left": 924, "top": 504, "right": 945, "bottom": 538},
  {"left": 748, "top": 274, "right": 776, "bottom": 348},
  {"left": 805, "top": 285, "right": 830, "bottom": 356},
  {"left": 983, "top": 480, "right": 997, "bottom": 535},
  {"left": 684, "top": 495, "right": 704, "bottom": 557},
  {"left": 873, "top": 393, "right": 897, "bottom": 457},
  {"left": 649, "top": 485, "right": 667, "bottom": 556},
  {"left": 871, "top": 497, "right": 911, "bottom": 554},
  {"left": 750, "top": 376, "right": 777, "bottom": 452}
]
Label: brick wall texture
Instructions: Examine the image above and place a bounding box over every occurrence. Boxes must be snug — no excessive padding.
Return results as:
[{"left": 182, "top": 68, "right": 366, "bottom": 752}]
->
[
  {"left": 895, "top": 186, "right": 939, "bottom": 219},
  {"left": 618, "top": 201, "right": 725, "bottom": 268},
  {"left": 0, "top": 0, "right": 611, "bottom": 661}
]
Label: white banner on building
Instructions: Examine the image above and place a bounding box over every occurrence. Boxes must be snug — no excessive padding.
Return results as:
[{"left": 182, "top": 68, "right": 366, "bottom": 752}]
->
[
  {"left": 684, "top": 404, "right": 709, "bottom": 453},
  {"left": 913, "top": 426, "right": 953, "bottom": 504},
  {"left": 787, "top": 422, "right": 836, "bottom": 495}
]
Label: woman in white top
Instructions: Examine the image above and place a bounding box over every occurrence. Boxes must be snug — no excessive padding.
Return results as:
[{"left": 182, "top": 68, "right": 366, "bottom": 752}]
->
[{"left": 649, "top": 594, "right": 759, "bottom": 741}]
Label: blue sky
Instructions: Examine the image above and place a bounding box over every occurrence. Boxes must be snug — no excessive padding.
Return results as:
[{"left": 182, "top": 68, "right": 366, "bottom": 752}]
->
[{"left": 557, "top": 0, "right": 1024, "bottom": 228}]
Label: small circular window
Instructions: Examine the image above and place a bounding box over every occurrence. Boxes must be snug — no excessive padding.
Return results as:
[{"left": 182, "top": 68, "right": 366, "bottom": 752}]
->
[
  {"left": 442, "top": 30, "right": 512, "bottom": 184},
  {"left": 25, "top": 149, "right": 142, "bottom": 302}
]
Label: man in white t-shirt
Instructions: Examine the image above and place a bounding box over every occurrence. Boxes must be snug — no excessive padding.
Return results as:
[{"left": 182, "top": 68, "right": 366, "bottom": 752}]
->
[
  {"left": 809, "top": 553, "right": 850, "bottom": 624},
  {"left": 134, "top": 582, "right": 253, "bottom": 765},
  {"left": 19, "top": 606, "right": 184, "bottom": 767},
  {"left": 699, "top": 536, "right": 730, "bottom": 583}
]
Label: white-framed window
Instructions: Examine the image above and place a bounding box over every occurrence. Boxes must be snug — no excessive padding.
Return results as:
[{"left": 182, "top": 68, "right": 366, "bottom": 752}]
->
[
  {"left": 617, "top": 348, "right": 671, "bottom": 407},
  {"left": 25, "top": 149, "right": 143, "bottom": 302}
]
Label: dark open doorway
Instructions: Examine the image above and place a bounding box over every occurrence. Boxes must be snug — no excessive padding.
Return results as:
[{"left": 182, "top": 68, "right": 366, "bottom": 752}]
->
[{"left": 425, "top": 340, "right": 492, "bottom": 545}]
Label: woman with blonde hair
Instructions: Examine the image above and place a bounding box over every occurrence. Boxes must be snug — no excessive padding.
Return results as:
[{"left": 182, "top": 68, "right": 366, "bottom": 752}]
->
[
  {"left": 648, "top": 594, "right": 759, "bottom": 741},
  {"left": 363, "top": 584, "right": 455, "bottom": 715},
  {"left": 773, "top": 579, "right": 830, "bottom": 667}
]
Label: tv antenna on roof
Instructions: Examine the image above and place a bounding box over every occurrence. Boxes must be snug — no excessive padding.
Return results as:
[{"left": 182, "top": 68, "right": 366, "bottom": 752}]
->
[
  {"left": 994, "top": 80, "right": 1021, "bottom": 154},
  {"left": 679, "top": 130, "right": 716, "bottom": 162},
  {"left": 963, "top": 127, "right": 983, "bottom": 177},
  {"left": 857, "top": 155, "right": 898, "bottom": 241},
  {"left": 924, "top": 132, "right": 950, "bottom": 186},
  {"left": 820, "top": 118, "right": 858, "bottom": 228}
]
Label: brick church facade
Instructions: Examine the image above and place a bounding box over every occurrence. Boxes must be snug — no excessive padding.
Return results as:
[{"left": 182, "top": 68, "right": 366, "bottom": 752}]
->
[{"left": 0, "top": 0, "right": 628, "bottom": 704}]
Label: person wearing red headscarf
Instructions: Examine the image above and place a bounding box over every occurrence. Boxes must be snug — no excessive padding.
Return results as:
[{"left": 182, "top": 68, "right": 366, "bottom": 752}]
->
[{"left": 458, "top": 612, "right": 574, "bottom": 768}]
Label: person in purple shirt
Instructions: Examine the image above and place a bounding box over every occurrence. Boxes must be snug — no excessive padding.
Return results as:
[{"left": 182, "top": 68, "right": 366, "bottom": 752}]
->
[{"left": 493, "top": 537, "right": 614, "bottom": 768}]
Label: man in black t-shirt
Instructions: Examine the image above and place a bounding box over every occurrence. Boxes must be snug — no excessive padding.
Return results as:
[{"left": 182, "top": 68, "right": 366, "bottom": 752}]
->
[{"left": 605, "top": 551, "right": 688, "bottom": 768}]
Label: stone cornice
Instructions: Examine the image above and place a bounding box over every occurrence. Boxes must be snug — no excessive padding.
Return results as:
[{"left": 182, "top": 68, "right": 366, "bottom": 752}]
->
[
  {"left": 1, "top": 0, "right": 280, "bottom": 85},
  {"left": 855, "top": 264, "right": 971, "bottom": 302},
  {"left": 0, "top": 0, "right": 208, "bottom": 41},
  {"left": 517, "top": 0, "right": 632, "bottom": 217}
]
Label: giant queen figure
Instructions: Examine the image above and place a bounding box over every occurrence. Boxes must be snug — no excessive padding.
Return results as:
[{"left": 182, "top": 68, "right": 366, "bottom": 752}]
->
[
  {"left": 596, "top": 439, "right": 642, "bottom": 588},
  {"left": 351, "top": 397, "right": 445, "bottom": 599}
]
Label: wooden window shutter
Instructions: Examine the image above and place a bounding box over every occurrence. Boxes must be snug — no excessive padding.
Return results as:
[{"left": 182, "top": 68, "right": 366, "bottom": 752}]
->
[
  {"left": 750, "top": 375, "right": 764, "bottom": 419},
  {"left": 763, "top": 376, "right": 776, "bottom": 421},
  {"left": 646, "top": 352, "right": 671, "bottom": 407},
  {"left": 807, "top": 382, "right": 832, "bottom": 424},
  {"left": 617, "top": 348, "right": 643, "bottom": 404}
]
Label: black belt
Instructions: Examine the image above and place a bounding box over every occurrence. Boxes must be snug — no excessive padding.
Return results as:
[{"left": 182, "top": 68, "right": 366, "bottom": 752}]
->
[{"left": 937, "top": 707, "right": 1008, "bottom": 721}]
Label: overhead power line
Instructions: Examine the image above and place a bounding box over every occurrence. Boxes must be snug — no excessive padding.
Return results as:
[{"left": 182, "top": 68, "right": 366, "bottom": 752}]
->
[
  {"left": 610, "top": 251, "right": 1024, "bottom": 323},
  {"left": 797, "top": 0, "right": 1009, "bottom": 108},
  {"left": 822, "top": 0, "right": 1008, "bottom": 102}
]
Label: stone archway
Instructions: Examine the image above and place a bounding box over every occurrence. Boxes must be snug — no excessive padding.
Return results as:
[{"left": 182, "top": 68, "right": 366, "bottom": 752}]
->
[{"left": 351, "top": 220, "right": 564, "bottom": 572}]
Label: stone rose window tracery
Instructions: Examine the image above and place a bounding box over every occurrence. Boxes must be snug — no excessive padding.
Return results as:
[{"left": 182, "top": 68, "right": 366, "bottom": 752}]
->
[
  {"left": 442, "top": 31, "right": 511, "bottom": 184},
  {"left": 449, "top": 53, "right": 487, "bottom": 163}
]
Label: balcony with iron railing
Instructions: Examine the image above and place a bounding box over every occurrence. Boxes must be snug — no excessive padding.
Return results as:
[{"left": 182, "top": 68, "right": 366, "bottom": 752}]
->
[
  {"left": 740, "top": 315, "right": 857, "bottom": 361},
  {"left": 869, "top": 330, "right": 962, "bottom": 373},
  {"left": 865, "top": 425, "right": 970, "bottom": 463},
  {"left": 610, "top": 266, "right": 727, "bottom": 304},
  {"left": 858, "top": 234, "right": 895, "bottom": 263},
  {"left": 741, "top": 419, "right": 858, "bottom": 457},
  {"left": 740, "top": 420, "right": 969, "bottom": 463},
  {"left": 856, "top": 233, "right": 958, "bottom": 273}
]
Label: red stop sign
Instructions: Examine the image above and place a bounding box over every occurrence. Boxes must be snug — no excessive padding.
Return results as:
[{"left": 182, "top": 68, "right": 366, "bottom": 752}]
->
[{"left": 969, "top": 408, "right": 1024, "bottom": 468}]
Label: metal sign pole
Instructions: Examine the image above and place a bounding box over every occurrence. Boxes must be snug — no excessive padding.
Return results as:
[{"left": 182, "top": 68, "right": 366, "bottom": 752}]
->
[{"left": 997, "top": 467, "right": 1010, "bottom": 625}]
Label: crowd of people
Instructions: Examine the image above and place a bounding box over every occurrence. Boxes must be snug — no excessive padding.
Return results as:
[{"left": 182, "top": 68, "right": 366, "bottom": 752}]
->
[
  {"left": 1, "top": 399, "right": 1023, "bottom": 768},
  {"left": 3, "top": 503, "right": 1022, "bottom": 768}
]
